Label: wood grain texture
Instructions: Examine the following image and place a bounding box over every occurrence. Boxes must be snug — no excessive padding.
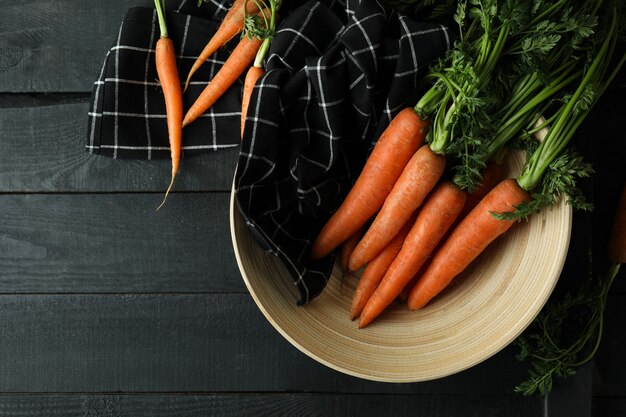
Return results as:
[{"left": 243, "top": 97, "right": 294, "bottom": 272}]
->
[
  {"left": 0, "top": 193, "right": 243, "bottom": 293},
  {"left": 232, "top": 151, "right": 573, "bottom": 383},
  {"left": 0, "top": 293, "right": 562, "bottom": 396},
  {"left": 0, "top": 394, "right": 545, "bottom": 417},
  {"left": 0, "top": 101, "right": 238, "bottom": 193},
  {"left": 0, "top": 0, "right": 152, "bottom": 92},
  {"left": 592, "top": 397, "right": 626, "bottom": 417}
]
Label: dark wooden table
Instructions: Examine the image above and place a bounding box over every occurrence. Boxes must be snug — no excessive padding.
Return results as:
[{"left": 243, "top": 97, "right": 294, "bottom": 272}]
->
[{"left": 1, "top": 1, "right": 624, "bottom": 416}]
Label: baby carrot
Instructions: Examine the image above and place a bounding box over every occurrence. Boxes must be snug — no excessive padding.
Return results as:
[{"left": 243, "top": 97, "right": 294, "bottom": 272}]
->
[
  {"left": 183, "top": 35, "right": 263, "bottom": 127},
  {"left": 407, "top": 178, "right": 531, "bottom": 310},
  {"left": 153, "top": 0, "right": 183, "bottom": 210},
  {"left": 241, "top": 3, "right": 278, "bottom": 138},
  {"left": 340, "top": 226, "right": 364, "bottom": 277},
  {"left": 184, "top": 0, "right": 260, "bottom": 92},
  {"left": 359, "top": 181, "right": 466, "bottom": 327},
  {"left": 350, "top": 217, "right": 414, "bottom": 320},
  {"left": 240, "top": 65, "right": 265, "bottom": 138},
  {"left": 310, "top": 108, "right": 429, "bottom": 260},
  {"left": 348, "top": 145, "right": 445, "bottom": 271},
  {"left": 459, "top": 162, "right": 503, "bottom": 219}
]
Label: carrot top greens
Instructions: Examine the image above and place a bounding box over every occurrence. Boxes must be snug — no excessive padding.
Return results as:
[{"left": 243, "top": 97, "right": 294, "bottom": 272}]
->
[
  {"left": 243, "top": 0, "right": 281, "bottom": 67},
  {"left": 410, "top": 0, "right": 608, "bottom": 194},
  {"left": 494, "top": 3, "right": 626, "bottom": 220}
]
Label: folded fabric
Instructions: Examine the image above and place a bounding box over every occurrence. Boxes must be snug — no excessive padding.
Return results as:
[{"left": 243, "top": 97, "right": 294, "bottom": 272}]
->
[
  {"left": 234, "top": 0, "right": 452, "bottom": 304},
  {"left": 87, "top": 0, "right": 246, "bottom": 159}
]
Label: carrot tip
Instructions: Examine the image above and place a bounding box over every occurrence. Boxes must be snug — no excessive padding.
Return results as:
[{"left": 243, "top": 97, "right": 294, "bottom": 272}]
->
[
  {"left": 156, "top": 174, "right": 177, "bottom": 211},
  {"left": 357, "top": 318, "right": 369, "bottom": 329}
]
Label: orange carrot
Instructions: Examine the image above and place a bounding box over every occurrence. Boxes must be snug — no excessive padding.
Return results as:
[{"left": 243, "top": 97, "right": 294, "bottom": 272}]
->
[
  {"left": 348, "top": 145, "right": 446, "bottom": 271},
  {"left": 310, "top": 108, "right": 429, "bottom": 260},
  {"left": 396, "top": 164, "right": 503, "bottom": 303},
  {"left": 398, "top": 269, "right": 421, "bottom": 302},
  {"left": 241, "top": 65, "right": 265, "bottom": 138},
  {"left": 460, "top": 162, "right": 503, "bottom": 219},
  {"left": 359, "top": 181, "right": 466, "bottom": 327},
  {"left": 154, "top": 0, "right": 183, "bottom": 210},
  {"left": 340, "top": 226, "right": 364, "bottom": 277},
  {"left": 184, "top": 0, "right": 260, "bottom": 92},
  {"left": 407, "top": 178, "right": 531, "bottom": 310},
  {"left": 183, "top": 35, "right": 263, "bottom": 127},
  {"left": 608, "top": 184, "right": 626, "bottom": 264},
  {"left": 350, "top": 217, "right": 414, "bottom": 320}
]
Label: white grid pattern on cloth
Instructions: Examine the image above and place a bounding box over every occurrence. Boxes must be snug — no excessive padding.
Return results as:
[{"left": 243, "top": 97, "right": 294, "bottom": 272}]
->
[
  {"left": 85, "top": 0, "right": 453, "bottom": 304},
  {"left": 234, "top": 0, "right": 453, "bottom": 304},
  {"left": 86, "top": 1, "right": 246, "bottom": 159}
]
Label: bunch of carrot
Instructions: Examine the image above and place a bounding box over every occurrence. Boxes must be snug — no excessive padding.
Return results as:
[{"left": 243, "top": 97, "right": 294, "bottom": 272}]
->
[
  {"left": 311, "top": 0, "right": 626, "bottom": 327},
  {"left": 153, "top": 0, "right": 280, "bottom": 209}
]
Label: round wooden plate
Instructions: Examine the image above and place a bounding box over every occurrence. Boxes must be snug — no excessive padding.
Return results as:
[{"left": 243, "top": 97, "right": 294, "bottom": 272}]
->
[{"left": 229, "top": 150, "right": 572, "bottom": 382}]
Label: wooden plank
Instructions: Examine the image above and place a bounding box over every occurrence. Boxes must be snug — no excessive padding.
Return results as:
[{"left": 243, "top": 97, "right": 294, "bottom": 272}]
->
[
  {"left": 0, "top": 193, "right": 244, "bottom": 293},
  {"left": 592, "top": 397, "right": 626, "bottom": 417},
  {"left": 0, "top": 100, "right": 238, "bottom": 193},
  {"left": 547, "top": 363, "right": 592, "bottom": 417},
  {"left": 0, "top": 0, "right": 151, "bottom": 92},
  {"left": 0, "top": 393, "right": 544, "bottom": 417},
  {"left": 0, "top": 293, "right": 549, "bottom": 395}
]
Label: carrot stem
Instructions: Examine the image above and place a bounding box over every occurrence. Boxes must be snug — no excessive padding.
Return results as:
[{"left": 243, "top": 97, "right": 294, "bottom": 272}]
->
[{"left": 154, "top": 0, "right": 168, "bottom": 37}]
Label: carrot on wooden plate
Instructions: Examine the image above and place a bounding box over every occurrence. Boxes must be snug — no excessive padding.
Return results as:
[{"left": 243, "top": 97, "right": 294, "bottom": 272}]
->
[
  {"left": 340, "top": 226, "right": 364, "bottom": 278},
  {"left": 407, "top": 18, "right": 625, "bottom": 310},
  {"left": 184, "top": 0, "right": 260, "bottom": 92},
  {"left": 309, "top": 108, "right": 429, "bottom": 260},
  {"left": 347, "top": 144, "right": 446, "bottom": 271},
  {"left": 358, "top": 181, "right": 466, "bottom": 327},
  {"left": 407, "top": 178, "right": 529, "bottom": 310},
  {"left": 350, "top": 216, "right": 414, "bottom": 321},
  {"left": 153, "top": 0, "right": 183, "bottom": 211}
]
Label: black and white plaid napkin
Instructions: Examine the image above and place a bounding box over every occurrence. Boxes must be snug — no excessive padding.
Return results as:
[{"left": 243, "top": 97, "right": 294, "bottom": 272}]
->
[
  {"left": 87, "top": 0, "right": 250, "bottom": 158},
  {"left": 234, "top": 0, "right": 452, "bottom": 304},
  {"left": 86, "top": 0, "right": 451, "bottom": 304}
]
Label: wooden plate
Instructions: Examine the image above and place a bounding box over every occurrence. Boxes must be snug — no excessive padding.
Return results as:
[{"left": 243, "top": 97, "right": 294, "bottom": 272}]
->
[{"left": 229, "top": 150, "right": 572, "bottom": 382}]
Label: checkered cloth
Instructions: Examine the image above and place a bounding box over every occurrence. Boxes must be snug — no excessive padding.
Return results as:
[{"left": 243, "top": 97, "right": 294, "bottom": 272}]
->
[
  {"left": 234, "top": 0, "right": 452, "bottom": 304},
  {"left": 87, "top": 0, "right": 249, "bottom": 158},
  {"left": 86, "top": 0, "right": 451, "bottom": 304}
]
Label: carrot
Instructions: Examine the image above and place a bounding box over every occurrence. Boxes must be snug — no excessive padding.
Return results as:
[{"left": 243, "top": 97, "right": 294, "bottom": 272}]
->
[
  {"left": 340, "top": 226, "right": 364, "bottom": 277},
  {"left": 310, "top": 108, "right": 429, "bottom": 260},
  {"left": 608, "top": 184, "right": 626, "bottom": 264},
  {"left": 395, "top": 163, "right": 503, "bottom": 304},
  {"left": 153, "top": 0, "right": 183, "bottom": 211},
  {"left": 398, "top": 269, "right": 421, "bottom": 302},
  {"left": 348, "top": 145, "right": 446, "bottom": 271},
  {"left": 241, "top": 23, "right": 276, "bottom": 138},
  {"left": 359, "top": 181, "right": 466, "bottom": 327},
  {"left": 405, "top": 13, "right": 624, "bottom": 310},
  {"left": 184, "top": 0, "right": 260, "bottom": 92},
  {"left": 350, "top": 217, "right": 413, "bottom": 320},
  {"left": 407, "top": 178, "right": 531, "bottom": 310},
  {"left": 459, "top": 162, "right": 503, "bottom": 219},
  {"left": 183, "top": 35, "right": 263, "bottom": 127},
  {"left": 241, "top": 65, "right": 265, "bottom": 138}
]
